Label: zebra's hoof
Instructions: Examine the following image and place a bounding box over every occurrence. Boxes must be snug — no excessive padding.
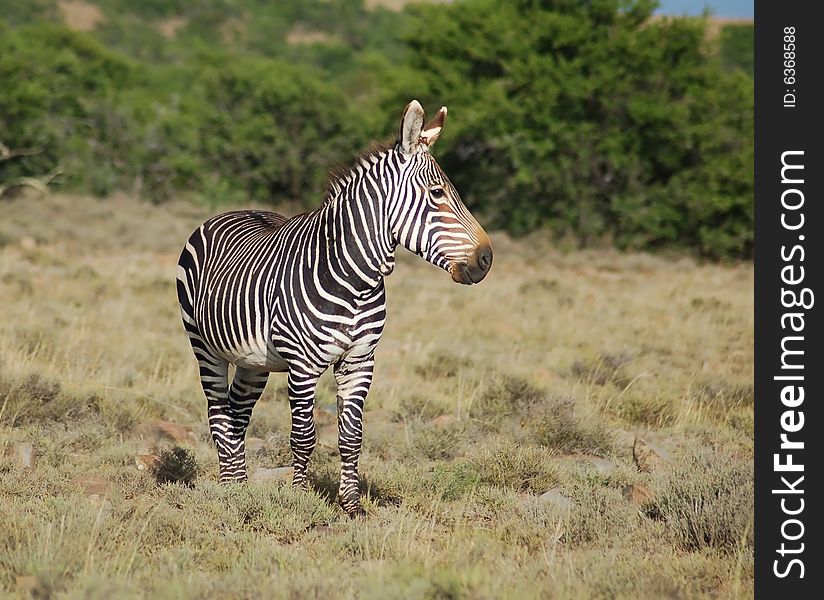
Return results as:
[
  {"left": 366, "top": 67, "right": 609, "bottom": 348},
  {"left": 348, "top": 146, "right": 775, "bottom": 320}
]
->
[
  {"left": 345, "top": 505, "right": 367, "bottom": 519},
  {"left": 340, "top": 495, "right": 365, "bottom": 518}
]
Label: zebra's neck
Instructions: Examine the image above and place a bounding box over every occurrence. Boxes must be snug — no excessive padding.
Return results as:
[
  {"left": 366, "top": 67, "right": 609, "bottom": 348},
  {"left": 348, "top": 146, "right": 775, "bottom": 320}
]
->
[{"left": 314, "top": 147, "right": 399, "bottom": 294}]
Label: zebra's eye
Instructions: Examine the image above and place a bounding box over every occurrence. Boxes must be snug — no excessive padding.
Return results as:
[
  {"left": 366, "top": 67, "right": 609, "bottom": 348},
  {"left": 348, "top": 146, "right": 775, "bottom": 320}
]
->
[{"left": 430, "top": 187, "right": 445, "bottom": 199}]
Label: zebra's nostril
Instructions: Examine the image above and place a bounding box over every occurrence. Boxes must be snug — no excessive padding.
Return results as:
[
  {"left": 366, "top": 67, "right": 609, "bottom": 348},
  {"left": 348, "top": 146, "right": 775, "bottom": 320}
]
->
[{"left": 476, "top": 247, "right": 493, "bottom": 272}]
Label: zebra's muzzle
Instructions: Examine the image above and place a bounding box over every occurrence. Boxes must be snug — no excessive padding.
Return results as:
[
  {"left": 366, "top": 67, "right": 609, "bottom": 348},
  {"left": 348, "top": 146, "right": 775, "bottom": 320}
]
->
[{"left": 450, "top": 245, "right": 493, "bottom": 285}]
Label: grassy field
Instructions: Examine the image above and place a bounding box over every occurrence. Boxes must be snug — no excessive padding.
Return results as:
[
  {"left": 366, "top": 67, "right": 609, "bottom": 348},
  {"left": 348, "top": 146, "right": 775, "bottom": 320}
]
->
[{"left": 0, "top": 193, "right": 753, "bottom": 598}]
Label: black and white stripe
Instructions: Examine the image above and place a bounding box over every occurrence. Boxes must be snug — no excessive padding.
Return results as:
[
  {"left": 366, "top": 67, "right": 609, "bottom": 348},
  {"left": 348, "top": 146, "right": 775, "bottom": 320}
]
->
[{"left": 176, "top": 101, "right": 492, "bottom": 516}]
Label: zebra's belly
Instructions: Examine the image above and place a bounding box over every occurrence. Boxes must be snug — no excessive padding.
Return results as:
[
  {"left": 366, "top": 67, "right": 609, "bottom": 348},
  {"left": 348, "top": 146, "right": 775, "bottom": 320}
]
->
[{"left": 222, "top": 339, "right": 289, "bottom": 372}]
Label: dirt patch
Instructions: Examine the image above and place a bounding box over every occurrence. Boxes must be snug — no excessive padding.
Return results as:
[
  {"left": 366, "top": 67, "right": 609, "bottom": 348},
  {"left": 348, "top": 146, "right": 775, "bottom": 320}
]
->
[
  {"left": 58, "top": 0, "right": 105, "bottom": 32},
  {"left": 157, "top": 17, "right": 188, "bottom": 39}
]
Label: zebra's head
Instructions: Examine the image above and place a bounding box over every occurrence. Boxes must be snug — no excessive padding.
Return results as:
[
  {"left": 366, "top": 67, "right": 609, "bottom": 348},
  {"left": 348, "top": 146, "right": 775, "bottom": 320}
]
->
[{"left": 390, "top": 100, "right": 493, "bottom": 285}]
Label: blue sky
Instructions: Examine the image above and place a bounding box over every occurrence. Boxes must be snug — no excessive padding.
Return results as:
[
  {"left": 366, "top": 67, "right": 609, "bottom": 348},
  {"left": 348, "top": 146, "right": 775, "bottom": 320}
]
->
[{"left": 656, "top": 0, "right": 753, "bottom": 18}]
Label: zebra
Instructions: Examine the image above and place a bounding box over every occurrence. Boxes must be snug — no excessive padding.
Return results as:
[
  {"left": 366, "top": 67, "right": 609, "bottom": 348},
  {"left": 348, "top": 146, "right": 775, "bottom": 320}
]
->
[{"left": 176, "top": 100, "right": 492, "bottom": 516}]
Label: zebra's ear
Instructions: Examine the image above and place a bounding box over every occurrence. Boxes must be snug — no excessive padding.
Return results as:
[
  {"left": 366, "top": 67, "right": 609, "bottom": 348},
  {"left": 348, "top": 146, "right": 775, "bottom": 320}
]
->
[
  {"left": 399, "top": 100, "right": 426, "bottom": 155},
  {"left": 420, "top": 106, "right": 447, "bottom": 147}
]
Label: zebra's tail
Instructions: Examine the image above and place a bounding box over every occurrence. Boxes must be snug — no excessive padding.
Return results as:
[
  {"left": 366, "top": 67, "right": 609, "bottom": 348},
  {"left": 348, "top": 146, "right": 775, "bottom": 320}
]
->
[{"left": 176, "top": 229, "right": 204, "bottom": 338}]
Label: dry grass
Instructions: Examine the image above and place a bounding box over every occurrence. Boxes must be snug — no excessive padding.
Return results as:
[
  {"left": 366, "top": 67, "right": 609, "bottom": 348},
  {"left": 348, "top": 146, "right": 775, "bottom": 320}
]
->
[{"left": 0, "top": 193, "right": 753, "bottom": 598}]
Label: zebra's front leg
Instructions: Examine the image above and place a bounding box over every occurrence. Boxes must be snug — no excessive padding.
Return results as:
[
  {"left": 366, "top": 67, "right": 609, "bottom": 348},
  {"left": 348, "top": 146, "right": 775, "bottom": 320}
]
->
[
  {"left": 287, "top": 369, "right": 320, "bottom": 490},
  {"left": 333, "top": 357, "right": 374, "bottom": 517}
]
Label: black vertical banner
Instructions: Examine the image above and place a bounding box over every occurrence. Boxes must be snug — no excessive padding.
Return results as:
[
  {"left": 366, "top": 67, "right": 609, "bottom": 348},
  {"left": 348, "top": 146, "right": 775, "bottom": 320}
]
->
[{"left": 755, "top": 1, "right": 824, "bottom": 597}]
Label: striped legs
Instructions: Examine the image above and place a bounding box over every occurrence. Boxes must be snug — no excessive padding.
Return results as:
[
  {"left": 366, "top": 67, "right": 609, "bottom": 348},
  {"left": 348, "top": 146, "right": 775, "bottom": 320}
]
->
[
  {"left": 288, "top": 369, "right": 320, "bottom": 490},
  {"left": 220, "top": 367, "right": 269, "bottom": 482},
  {"left": 334, "top": 357, "right": 374, "bottom": 517},
  {"left": 194, "top": 353, "right": 267, "bottom": 483}
]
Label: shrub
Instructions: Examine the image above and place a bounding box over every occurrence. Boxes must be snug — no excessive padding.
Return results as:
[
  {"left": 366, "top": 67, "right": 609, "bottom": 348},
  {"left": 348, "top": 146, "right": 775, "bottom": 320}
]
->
[
  {"left": 152, "top": 446, "right": 198, "bottom": 487},
  {"left": 531, "top": 395, "right": 614, "bottom": 455},
  {"left": 0, "top": 373, "right": 100, "bottom": 426},
  {"left": 393, "top": 395, "right": 447, "bottom": 423},
  {"left": 192, "top": 56, "right": 367, "bottom": 204},
  {"left": 409, "top": 423, "right": 464, "bottom": 461},
  {"left": 645, "top": 451, "right": 753, "bottom": 554},
  {"left": 396, "top": 0, "right": 753, "bottom": 258},
  {"left": 470, "top": 442, "right": 559, "bottom": 493},
  {"left": 433, "top": 462, "right": 482, "bottom": 501},
  {"left": 471, "top": 375, "right": 544, "bottom": 424},
  {"left": 413, "top": 352, "right": 471, "bottom": 379}
]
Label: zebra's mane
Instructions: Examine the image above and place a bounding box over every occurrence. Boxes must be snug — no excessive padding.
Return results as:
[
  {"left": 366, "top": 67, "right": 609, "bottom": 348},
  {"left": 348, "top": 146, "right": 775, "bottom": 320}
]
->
[{"left": 322, "top": 138, "right": 396, "bottom": 206}]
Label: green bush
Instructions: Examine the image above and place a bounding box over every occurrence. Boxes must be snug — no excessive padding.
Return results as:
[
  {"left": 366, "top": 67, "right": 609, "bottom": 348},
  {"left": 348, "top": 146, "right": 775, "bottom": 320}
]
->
[
  {"left": 719, "top": 23, "right": 754, "bottom": 77},
  {"left": 0, "top": 22, "right": 136, "bottom": 192},
  {"left": 396, "top": 0, "right": 753, "bottom": 258},
  {"left": 0, "top": 0, "right": 753, "bottom": 258},
  {"left": 192, "top": 56, "right": 366, "bottom": 204}
]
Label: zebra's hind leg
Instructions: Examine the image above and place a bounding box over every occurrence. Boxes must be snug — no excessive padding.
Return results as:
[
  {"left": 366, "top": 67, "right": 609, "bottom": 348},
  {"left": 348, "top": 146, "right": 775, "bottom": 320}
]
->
[
  {"left": 196, "top": 355, "right": 265, "bottom": 483},
  {"left": 191, "top": 353, "right": 234, "bottom": 482},
  {"left": 333, "top": 357, "right": 374, "bottom": 517},
  {"left": 222, "top": 367, "right": 269, "bottom": 482},
  {"left": 287, "top": 369, "right": 320, "bottom": 490}
]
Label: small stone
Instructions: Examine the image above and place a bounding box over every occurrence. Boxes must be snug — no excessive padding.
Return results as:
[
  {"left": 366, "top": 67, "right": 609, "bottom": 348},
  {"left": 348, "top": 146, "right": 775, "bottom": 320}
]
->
[
  {"left": 249, "top": 466, "right": 294, "bottom": 484},
  {"left": 622, "top": 484, "right": 655, "bottom": 505},
  {"left": 73, "top": 475, "right": 112, "bottom": 497},
  {"left": 632, "top": 437, "right": 672, "bottom": 473},
  {"left": 11, "top": 442, "right": 36, "bottom": 469},
  {"left": 135, "top": 419, "right": 194, "bottom": 444},
  {"left": 537, "top": 487, "right": 575, "bottom": 510},
  {"left": 135, "top": 454, "right": 159, "bottom": 471}
]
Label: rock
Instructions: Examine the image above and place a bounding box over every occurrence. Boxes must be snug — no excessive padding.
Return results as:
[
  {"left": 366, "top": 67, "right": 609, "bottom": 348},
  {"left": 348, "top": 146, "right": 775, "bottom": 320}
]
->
[
  {"left": 135, "top": 454, "right": 159, "bottom": 471},
  {"left": 73, "top": 475, "right": 112, "bottom": 498},
  {"left": 622, "top": 484, "right": 655, "bottom": 505},
  {"left": 537, "top": 487, "right": 575, "bottom": 510},
  {"left": 249, "top": 466, "right": 293, "bottom": 484},
  {"left": 11, "top": 442, "right": 36, "bottom": 469},
  {"left": 245, "top": 437, "right": 266, "bottom": 453},
  {"left": 632, "top": 437, "right": 672, "bottom": 473},
  {"left": 134, "top": 419, "right": 194, "bottom": 445},
  {"left": 16, "top": 575, "right": 48, "bottom": 597}
]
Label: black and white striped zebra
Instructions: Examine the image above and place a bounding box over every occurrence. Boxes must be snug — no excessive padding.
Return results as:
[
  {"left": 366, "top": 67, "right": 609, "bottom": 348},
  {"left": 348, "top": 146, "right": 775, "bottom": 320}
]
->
[{"left": 176, "top": 100, "right": 492, "bottom": 516}]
